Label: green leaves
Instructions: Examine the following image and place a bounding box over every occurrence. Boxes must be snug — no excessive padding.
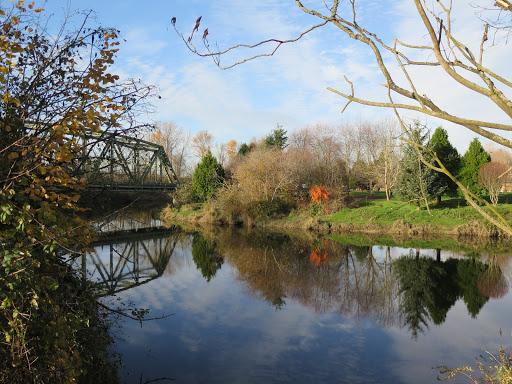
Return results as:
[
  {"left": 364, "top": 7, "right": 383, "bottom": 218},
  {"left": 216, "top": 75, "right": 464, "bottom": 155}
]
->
[
  {"left": 458, "top": 138, "right": 491, "bottom": 197},
  {"left": 192, "top": 150, "right": 225, "bottom": 202},
  {"left": 0, "top": 3, "right": 147, "bottom": 380}
]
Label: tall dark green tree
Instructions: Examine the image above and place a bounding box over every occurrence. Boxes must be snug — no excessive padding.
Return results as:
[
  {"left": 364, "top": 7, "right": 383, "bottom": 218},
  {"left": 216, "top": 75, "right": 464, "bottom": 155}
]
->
[
  {"left": 192, "top": 150, "right": 225, "bottom": 202},
  {"left": 458, "top": 138, "right": 491, "bottom": 197},
  {"left": 430, "top": 127, "right": 461, "bottom": 203},
  {"left": 394, "top": 253, "right": 489, "bottom": 337},
  {"left": 394, "top": 127, "right": 447, "bottom": 209},
  {"left": 264, "top": 124, "right": 288, "bottom": 150}
]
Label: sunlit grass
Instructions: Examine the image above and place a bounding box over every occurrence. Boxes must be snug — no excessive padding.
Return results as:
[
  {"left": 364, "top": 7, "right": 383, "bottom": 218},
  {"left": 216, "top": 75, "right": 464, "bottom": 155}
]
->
[{"left": 326, "top": 194, "right": 512, "bottom": 229}]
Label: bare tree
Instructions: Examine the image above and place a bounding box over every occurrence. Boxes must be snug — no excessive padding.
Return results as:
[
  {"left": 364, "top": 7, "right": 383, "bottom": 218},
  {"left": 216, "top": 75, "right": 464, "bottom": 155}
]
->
[
  {"left": 310, "top": 124, "right": 344, "bottom": 188},
  {"left": 338, "top": 123, "right": 362, "bottom": 171},
  {"left": 478, "top": 161, "right": 509, "bottom": 206},
  {"left": 486, "top": 144, "right": 512, "bottom": 166},
  {"left": 289, "top": 123, "right": 349, "bottom": 190},
  {"left": 147, "top": 121, "right": 191, "bottom": 179},
  {"left": 232, "top": 148, "right": 299, "bottom": 202},
  {"left": 192, "top": 130, "right": 213, "bottom": 158},
  {"left": 373, "top": 119, "right": 402, "bottom": 200},
  {"left": 289, "top": 126, "right": 314, "bottom": 153},
  {"left": 172, "top": 0, "right": 512, "bottom": 235},
  {"left": 357, "top": 121, "right": 381, "bottom": 195},
  {"left": 214, "top": 142, "right": 228, "bottom": 167}
]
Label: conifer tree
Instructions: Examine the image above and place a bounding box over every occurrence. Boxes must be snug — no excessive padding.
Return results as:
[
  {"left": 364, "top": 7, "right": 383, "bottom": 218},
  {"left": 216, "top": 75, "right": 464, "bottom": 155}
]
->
[
  {"left": 264, "top": 124, "right": 288, "bottom": 150},
  {"left": 394, "top": 128, "right": 447, "bottom": 209},
  {"left": 458, "top": 138, "right": 491, "bottom": 197},
  {"left": 192, "top": 150, "right": 225, "bottom": 202},
  {"left": 430, "top": 127, "right": 461, "bottom": 203},
  {"left": 238, "top": 143, "right": 252, "bottom": 156}
]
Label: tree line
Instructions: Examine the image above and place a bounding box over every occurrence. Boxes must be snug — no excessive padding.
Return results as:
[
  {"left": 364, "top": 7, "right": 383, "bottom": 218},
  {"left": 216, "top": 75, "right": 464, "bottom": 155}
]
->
[{"left": 151, "top": 119, "right": 510, "bottom": 214}]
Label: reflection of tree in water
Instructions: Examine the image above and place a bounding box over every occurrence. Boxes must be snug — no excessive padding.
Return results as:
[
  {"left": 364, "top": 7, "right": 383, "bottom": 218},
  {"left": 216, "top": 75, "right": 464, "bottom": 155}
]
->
[
  {"left": 393, "top": 250, "right": 447, "bottom": 339},
  {"left": 188, "top": 228, "right": 503, "bottom": 338},
  {"left": 231, "top": 232, "right": 292, "bottom": 310},
  {"left": 477, "top": 255, "right": 509, "bottom": 299},
  {"left": 393, "top": 251, "right": 490, "bottom": 339},
  {"left": 456, "top": 258, "right": 489, "bottom": 317},
  {"left": 210, "top": 231, "right": 398, "bottom": 325},
  {"left": 428, "top": 258, "right": 459, "bottom": 325},
  {"left": 309, "top": 240, "right": 330, "bottom": 265},
  {"left": 352, "top": 245, "right": 370, "bottom": 262},
  {"left": 191, "top": 234, "right": 223, "bottom": 282}
]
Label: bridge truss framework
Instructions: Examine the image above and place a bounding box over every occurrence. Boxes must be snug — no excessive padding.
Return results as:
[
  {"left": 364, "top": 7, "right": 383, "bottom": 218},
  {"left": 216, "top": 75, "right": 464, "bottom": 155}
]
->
[{"left": 72, "top": 130, "right": 179, "bottom": 191}]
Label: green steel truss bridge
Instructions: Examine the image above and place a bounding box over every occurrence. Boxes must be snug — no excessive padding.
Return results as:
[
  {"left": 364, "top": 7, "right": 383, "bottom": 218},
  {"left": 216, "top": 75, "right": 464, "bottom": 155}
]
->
[{"left": 72, "top": 130, "right": 179, "bottom": 191}]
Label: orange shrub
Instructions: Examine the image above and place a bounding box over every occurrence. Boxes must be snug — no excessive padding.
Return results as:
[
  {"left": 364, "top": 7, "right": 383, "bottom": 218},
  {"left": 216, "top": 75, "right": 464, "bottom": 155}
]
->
[{"left": 309, "top": 186, "right": 330, "bottom": 213}]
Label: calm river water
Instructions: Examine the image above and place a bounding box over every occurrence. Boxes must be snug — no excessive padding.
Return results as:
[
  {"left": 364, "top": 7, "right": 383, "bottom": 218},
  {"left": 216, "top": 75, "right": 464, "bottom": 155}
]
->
[{"left": 76, "top": 214, "right": 512, "bottom": 384}]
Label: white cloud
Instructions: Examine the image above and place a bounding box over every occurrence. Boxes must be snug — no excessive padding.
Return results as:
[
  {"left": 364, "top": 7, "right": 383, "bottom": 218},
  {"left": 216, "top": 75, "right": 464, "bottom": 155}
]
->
[
  {"left": 122, "top": 28, "right": 169, "bottom": 56},
  {"left": 386, "top": 0, "right": 512, "bottom": 152},
  {"left": 56, "top": 0, "right": 511, "bottom": 154}
]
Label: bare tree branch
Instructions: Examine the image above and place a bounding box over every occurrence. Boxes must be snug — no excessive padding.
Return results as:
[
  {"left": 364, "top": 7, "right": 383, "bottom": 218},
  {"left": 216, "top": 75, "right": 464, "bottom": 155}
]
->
[{"left": 172, "top": 18, "right": 331, "bottom": 70}]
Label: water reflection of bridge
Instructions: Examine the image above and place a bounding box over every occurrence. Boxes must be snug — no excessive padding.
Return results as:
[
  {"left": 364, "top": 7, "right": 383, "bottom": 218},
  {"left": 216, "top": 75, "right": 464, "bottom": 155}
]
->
[{"left": 83, "top": 228, "right": 176, "bottom": 296}]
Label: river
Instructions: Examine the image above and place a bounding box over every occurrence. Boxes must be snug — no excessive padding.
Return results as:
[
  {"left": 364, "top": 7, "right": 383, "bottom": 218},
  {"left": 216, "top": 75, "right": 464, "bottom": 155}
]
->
[{"left": 74, "top": 212, "right": 512, "bottom": 383}]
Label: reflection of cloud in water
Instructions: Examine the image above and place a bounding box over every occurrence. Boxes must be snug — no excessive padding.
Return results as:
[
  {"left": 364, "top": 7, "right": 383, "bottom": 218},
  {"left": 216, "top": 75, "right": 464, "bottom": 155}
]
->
[
  {"left": 388, "top": 291, "right": 512, "bottom": 383},
  {"left": 114, "top": 254, "right": 402, "bottom": 383},
  {"left": 179, "top": 333, "right": 203, "bottom": 353},
  {"left": 163, "top": 237, "right": 195, "bottom": 276},
  {"left": 93, "top": 228, "right": 512, "bottom": 383}
]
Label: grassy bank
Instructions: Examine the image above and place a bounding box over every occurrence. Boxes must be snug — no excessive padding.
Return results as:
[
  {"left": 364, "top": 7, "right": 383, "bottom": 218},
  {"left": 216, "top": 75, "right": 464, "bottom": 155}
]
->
[
  {"left": 162, "top": 192, "right": 512, "bottom": 247},
  {"left": 323, "top": 195, "right": 512, "bottom": 238}
]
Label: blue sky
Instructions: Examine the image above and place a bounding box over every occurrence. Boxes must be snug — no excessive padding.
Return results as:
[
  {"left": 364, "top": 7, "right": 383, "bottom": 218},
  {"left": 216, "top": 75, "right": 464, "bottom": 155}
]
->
[{"left": 39, "top": 1, "right": 512, "bottom": 153}]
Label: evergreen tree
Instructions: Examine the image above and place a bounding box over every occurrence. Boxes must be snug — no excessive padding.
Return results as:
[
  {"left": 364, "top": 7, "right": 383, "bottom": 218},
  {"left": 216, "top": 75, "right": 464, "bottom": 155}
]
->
[
  {"left": 458, "top": 138, "right": 491, "bottom": 196},
  {"left": 238, "top": 143, "right": 252, "bottom": 156},
  {"left": 430, "top": 127, "right": 461, "bottom": 203},
  {"left": 264, "top": 124, "right": 288, "bottom": 150},
  {"left": 394, "top": 128, "right": 447, "bottom": 209},
  {"left": 191, "top": 150, "right": 225, "bottom": 202}
]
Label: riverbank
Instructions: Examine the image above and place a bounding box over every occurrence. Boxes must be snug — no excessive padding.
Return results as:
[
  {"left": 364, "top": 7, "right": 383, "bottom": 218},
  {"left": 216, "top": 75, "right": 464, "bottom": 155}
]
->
[{"left": 161, "top": 195, "right": 512, "bottom": 252}]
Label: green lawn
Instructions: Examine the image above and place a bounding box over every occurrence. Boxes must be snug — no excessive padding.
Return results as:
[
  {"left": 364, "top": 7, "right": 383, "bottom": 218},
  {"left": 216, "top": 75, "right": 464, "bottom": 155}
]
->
[{"left": 327, "top": 192, "right": 512, "bottom": 229}]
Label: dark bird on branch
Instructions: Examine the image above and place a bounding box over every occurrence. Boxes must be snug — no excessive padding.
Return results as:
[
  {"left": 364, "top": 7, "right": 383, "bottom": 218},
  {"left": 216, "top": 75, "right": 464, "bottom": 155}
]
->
[
  {"left": 202, "top": 28, "right": 208, "bottom": 40},
  {"left": 171, "top": 17, "right": 176, "bottom": 25}
]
